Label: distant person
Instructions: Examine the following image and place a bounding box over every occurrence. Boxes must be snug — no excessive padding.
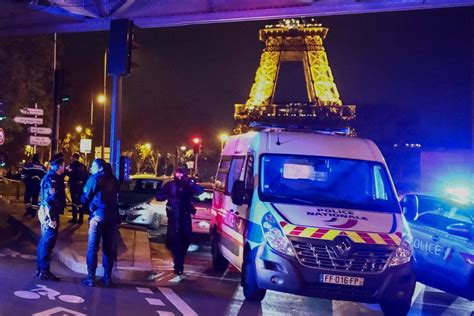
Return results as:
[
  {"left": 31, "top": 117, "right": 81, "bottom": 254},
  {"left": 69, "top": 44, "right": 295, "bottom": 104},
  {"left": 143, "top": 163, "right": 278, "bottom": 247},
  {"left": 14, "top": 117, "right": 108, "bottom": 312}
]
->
[
  {"left": 155, "top": 167, "right": 203, "bottom": 275},
  {"left": 81, "top": 159, "right": 120, "bottom": 287},
  {"left": 21, "top": 154, "right": 46, "bottom": 218},
  {"left": 36, "top": 156, "right": 66, "bottom": 281},
  {"left": 66, "top": 152, "right": 88, "bottom": 224}
]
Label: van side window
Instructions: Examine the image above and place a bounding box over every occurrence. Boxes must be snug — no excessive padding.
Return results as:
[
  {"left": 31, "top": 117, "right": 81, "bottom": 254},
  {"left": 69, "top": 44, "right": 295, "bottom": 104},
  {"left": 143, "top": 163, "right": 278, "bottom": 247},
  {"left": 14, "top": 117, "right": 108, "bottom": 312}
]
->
[
  {"left": 226, "top": 157, "right": 245, "bottom": 195},
  {"left": 244, "top": 155, "right": 254, "bottom": 190},
  {"left": 373, "top": 165, "right": 388, "bottom": 200},
  {"left": 215, "top": 157, "right": 231, "bottom": 191}
]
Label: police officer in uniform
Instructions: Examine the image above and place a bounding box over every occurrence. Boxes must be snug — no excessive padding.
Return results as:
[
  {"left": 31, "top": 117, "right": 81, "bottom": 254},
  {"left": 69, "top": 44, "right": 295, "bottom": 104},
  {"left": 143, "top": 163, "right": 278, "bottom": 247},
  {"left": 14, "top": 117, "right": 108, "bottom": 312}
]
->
[
  {"left": 66, "top": 152, "right": 88, "bottom": 224},
  {"left": 21, "top": 154, "right": 46, "bottom": 218},
  {"left": 36, "top": 156, "right": 66, "bottom": 281},
  {"left": 81, "top": 159, "right": 120, "bottom": 287},
  {"left": 155, "top": 168, "right": 203, "bottom": 275}
]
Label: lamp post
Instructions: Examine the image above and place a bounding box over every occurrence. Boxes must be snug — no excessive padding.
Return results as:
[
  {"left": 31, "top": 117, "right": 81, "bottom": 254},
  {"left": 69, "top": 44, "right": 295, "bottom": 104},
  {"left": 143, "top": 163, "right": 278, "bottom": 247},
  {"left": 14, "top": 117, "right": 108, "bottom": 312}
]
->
[
  {"left": 96, "top": 94, "right": 106, "bottom": 158},
  {"left": 218, "top": 132, "right": 229, "bottom": 150}
]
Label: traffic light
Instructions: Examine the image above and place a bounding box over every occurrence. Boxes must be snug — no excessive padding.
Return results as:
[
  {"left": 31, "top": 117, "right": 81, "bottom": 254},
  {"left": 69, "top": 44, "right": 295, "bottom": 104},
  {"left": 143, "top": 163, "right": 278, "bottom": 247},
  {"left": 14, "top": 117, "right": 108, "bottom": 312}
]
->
[
  {"left": 107, "top": 19, "right": 134, "bottom": 75},
  {"left": 0, "top": 102, "right": 6, "bottom": 120},
  {"left": 192, "top": 137, "right": 202, "bottom": 154}
]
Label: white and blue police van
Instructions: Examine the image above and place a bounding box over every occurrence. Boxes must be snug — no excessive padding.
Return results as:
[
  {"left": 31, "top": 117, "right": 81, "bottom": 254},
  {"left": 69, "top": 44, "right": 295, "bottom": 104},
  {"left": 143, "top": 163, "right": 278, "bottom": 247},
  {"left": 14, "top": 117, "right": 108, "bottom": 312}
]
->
[{"left": 210, "top": 129, "right": 416, "bottom": 316}]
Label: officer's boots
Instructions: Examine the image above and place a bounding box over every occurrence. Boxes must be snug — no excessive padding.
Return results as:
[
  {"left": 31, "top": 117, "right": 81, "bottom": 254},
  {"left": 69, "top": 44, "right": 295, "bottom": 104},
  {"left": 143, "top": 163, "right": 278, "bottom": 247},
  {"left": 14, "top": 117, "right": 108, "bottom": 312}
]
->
[
  {"left": 81, "top": 271, "right": 96, "bottom": 287},
  {"left": 99, "top": 270, "right": 112, "bottom": 287}
]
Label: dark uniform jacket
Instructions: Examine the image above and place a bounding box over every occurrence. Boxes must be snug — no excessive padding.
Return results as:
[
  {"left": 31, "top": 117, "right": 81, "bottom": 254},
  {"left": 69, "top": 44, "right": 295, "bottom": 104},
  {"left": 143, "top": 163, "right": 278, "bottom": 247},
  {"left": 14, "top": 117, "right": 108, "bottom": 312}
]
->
[
  {"left": 81, "top": 171, "right": 120, "bottom": 222},
  {"left": 22, "top": 162, "right": 46, "bottom": 187},
  {"left": 155, "top": 177, "right": 203, "bottom": 229},
  {"left": 67, "top": 160, "right": 88, "bottom": 187},
  {"left": 40, "top": 171, "right": 66, "bottom": 221}
]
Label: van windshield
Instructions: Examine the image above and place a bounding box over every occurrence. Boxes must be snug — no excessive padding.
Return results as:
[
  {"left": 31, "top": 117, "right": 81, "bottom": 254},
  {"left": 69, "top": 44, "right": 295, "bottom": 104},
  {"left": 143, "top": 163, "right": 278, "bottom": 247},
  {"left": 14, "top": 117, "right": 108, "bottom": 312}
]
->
[{"left": 259, "top": 154, "right": 399, "bottom": 213}]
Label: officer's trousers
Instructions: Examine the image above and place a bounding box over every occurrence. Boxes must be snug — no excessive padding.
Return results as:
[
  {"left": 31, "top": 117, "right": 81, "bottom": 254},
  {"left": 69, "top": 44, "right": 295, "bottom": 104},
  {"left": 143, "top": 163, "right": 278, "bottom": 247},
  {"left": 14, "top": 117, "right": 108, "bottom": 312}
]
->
[
  {"left": 24, "top": 184, "right": 40, "bottom": 216},
  {"left": 86, "top": 216, "right": 117, "bottom": 277},
  {"left": 69, "top": 184, "right": 84, "bottom": 221},
  {"left": 37, "top": 223, "right": 59, "bottom": 272},
  {"left": 167, "top": 215, "right": 192, "bottom": 272}
]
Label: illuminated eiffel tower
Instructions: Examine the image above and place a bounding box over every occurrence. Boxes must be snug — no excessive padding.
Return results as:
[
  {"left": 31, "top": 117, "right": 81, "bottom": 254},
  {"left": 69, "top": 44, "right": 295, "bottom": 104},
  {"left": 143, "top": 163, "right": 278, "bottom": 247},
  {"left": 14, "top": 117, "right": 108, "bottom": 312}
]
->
[{"left": 234, "top": 19, "right": 356, "bottom": 134}]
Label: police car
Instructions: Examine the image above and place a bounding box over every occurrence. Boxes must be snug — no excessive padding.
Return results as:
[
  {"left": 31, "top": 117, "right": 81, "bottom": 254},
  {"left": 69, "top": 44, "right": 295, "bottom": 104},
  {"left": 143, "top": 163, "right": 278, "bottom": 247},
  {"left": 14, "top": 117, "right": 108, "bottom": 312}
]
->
[{"left": 400, "top": 193, "right": 474, "bottom": 300}]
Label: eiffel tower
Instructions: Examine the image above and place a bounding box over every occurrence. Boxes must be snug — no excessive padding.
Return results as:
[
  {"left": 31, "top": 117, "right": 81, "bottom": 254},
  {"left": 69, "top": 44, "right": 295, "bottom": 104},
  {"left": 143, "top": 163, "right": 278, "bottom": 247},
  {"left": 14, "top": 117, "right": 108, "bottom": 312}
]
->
[{"left": 234, "top": 19, "right": 356, "bottom": 134}]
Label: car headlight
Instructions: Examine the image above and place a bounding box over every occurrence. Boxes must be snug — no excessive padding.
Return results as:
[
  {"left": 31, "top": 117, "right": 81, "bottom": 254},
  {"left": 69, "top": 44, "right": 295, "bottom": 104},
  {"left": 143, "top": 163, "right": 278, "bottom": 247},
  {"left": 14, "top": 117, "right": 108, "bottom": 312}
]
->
[
  {"left": 131, "top": 202, "right": 149, "bottom": 211},
  {"left": 261, "top": 212, "right": 295, "bottom": 257},
  {"left": 389, "top": 218, "right": 413, "bottom": 267}
]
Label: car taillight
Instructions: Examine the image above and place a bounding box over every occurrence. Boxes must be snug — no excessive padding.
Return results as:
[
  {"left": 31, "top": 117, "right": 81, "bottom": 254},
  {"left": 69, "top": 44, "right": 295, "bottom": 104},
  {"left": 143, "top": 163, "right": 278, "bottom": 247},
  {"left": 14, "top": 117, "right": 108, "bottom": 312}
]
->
[{"left": 460, "top": 252, "right": 474, "bottom": 265}]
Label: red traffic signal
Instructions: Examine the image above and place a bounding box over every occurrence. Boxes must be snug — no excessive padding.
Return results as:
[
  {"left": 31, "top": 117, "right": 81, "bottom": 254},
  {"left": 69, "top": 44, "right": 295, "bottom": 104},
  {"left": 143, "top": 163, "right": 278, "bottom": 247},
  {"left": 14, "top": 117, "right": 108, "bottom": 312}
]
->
[{"left": 191, "top": 137, "right": 202, "bottom": 154}]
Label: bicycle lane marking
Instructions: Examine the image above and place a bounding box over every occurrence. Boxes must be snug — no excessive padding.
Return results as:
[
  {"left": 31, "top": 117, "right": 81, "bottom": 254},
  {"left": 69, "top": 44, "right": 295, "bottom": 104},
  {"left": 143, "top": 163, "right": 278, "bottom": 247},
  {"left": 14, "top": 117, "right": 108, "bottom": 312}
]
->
[{"left": 157, "top": 287, "right": 198, "bottom": 316}]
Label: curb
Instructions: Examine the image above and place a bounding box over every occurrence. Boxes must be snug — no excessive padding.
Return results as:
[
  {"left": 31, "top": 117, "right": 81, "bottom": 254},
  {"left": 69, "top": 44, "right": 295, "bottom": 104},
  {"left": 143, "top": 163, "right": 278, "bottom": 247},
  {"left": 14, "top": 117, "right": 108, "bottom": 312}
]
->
[{"left": 7, "top": 214, "right": 153, "bottom": 282}]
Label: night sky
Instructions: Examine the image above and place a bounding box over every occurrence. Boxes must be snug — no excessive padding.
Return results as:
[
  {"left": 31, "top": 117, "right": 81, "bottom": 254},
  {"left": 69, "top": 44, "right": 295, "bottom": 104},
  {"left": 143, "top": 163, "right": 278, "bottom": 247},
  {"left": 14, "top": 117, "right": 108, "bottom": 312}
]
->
[{"left": 60, "top": 7, "right": 474, "bottom": 155}]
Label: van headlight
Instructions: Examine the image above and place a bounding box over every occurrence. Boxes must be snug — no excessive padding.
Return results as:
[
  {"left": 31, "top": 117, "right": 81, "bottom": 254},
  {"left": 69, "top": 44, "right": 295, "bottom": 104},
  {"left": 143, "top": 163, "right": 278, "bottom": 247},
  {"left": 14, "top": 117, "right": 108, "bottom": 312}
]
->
[
  {"left": 389, "top": 222, "right": 413, "bottom": 267},
  {"left": 262, "top": 213, "right": 295, "bottom": 257},
  {"left": 389, "top": 238, "right": 412, "bottom": 267}
]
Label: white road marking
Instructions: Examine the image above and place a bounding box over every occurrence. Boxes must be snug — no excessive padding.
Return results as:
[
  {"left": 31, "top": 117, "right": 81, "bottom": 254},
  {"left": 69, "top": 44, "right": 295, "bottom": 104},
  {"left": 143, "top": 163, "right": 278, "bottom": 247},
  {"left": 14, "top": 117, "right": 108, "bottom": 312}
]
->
[
  {"left": 157, "top": 312, "right": 175, "bottom": 316},
  {"left": 157, "top": 287, "right": 198, "bottom": 316},
  {"left": 137, "top": 287, "right": 154, "bottom": 294},
  {"left": 412, "top": 282, "right": 426, "bottom": 305},
  {"left": 145, "top": 298, "right": 165, "bottom": 306},
  {"left": 32, "top": 307, "right": 86, "bottom": 316},
  {"left": 168, "top": 276, "right": 183, "bottom": 283}
]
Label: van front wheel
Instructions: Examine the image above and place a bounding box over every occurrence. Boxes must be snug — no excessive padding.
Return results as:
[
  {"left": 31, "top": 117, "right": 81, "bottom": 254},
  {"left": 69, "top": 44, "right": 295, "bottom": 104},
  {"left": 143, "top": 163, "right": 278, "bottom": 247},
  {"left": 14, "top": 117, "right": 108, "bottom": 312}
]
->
[
  {"left": 211, "top": 229, "right": 228, "bottom": 272},
  {"left": 242, "top": 250, "right": 266, "bottom": 301},
  {"left": 380, "top": 299, "right": 411, "bottom": 316}
]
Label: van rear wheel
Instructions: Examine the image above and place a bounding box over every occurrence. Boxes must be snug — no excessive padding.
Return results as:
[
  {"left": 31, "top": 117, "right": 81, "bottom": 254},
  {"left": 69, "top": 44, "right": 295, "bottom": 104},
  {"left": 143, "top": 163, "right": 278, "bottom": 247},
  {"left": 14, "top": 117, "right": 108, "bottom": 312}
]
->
[
  {"left": 242, "top": 249, "right": 266, "bottom": 301},
  {"left": 380, "top": 299, "right": 411, "bottom": 316},
  {"left": 211, "top": 229, "right": 228, "bottom": 272}
]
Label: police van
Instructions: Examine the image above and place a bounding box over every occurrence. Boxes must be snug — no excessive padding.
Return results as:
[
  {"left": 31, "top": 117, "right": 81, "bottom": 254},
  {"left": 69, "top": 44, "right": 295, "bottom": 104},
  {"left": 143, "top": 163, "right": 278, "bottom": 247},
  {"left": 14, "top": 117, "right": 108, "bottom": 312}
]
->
[{"left": 210, "top": 129, "right": 416, "bottom": 315}]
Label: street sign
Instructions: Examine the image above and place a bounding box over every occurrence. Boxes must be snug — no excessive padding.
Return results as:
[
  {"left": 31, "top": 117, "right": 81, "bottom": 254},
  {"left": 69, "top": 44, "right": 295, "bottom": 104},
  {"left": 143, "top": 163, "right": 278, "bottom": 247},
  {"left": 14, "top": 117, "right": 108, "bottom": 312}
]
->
[
  {"left": 80, "top": 139, "right": 92, "bottom": 153},
  {"left": 14, "top": 116, "right": 43, "bottom": 125},
  {"left": 0, "top": 128, "right": 4, "bottom": 145},
  {"left": 95, "top": 146, "right": 110, "bottom": 162},
  {"left": 28, "top": 126, "right": 52, "bottom": 135},
  {"left": 20, "top": 108, "right": 44, "bottom": 116},
  {"left": 28, "top": 135, "right": 51, "bottom": 146}
]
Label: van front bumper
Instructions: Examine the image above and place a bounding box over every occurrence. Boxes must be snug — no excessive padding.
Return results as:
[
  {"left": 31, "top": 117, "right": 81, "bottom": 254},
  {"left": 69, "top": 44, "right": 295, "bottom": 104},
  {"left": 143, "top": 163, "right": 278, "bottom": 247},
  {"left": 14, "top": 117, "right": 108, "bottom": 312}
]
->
[{"left": 254, "top": 242, "right": 416, "bottom": 304}]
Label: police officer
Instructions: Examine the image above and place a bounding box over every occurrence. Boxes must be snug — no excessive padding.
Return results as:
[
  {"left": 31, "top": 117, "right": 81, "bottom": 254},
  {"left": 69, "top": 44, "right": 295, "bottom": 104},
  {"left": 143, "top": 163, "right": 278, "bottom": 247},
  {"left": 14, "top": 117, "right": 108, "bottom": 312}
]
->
[
  {"left": 66, "top": 152, "right": 88, "bottom": 224},
  {"left": 36, "top": 155, "right": 66, "bottom": 281},
  {"left": 21, "top": 154, "right": 46, "bottom": 218},
  {"left": 155, "top": 167, "right": 203, "bottom": 275},
  {"left": 81, "top": 159, "right": 120, "bottom": 287}
]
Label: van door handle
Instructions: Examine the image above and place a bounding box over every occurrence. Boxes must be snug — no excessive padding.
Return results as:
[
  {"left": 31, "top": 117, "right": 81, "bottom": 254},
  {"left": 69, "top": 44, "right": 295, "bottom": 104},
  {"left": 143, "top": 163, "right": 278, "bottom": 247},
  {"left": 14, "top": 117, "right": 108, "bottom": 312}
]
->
[{"left": 432, "top": 235, "right": 440, "bottom": 242}]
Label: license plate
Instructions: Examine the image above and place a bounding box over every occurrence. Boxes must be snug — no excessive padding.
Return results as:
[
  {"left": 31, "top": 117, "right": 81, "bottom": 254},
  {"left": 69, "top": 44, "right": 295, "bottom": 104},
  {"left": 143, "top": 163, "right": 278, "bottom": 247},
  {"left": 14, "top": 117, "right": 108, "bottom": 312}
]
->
[{"left": 320, "top": 274, "right": 364, "bottom": 286}]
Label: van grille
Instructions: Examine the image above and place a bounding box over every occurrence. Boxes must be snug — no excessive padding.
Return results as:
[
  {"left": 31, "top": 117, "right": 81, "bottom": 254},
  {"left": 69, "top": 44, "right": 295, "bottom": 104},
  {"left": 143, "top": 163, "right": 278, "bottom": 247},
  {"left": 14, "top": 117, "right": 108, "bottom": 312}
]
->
[{"left": 291, "top": 240, "right": 393, "bottom": 273}]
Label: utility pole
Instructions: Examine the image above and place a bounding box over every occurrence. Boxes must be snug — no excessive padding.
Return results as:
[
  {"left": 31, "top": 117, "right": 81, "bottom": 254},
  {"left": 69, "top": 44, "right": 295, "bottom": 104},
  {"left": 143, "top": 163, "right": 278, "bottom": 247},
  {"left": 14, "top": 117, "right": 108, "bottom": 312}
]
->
[{"left": 51, "top": 33, "right": 59, "bottom": 156}]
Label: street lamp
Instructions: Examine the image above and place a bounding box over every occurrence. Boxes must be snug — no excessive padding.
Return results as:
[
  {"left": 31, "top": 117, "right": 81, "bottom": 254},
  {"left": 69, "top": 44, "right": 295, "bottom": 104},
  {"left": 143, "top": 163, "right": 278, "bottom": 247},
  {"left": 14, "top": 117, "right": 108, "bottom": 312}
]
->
[
  {"left": 218, "top": 132, "right": 229, "bottom": 150},
  {"left": 97, "top": 94, "right": 106, "bottom": 158},
  {"left": 75, "top": 125, "right": 83, "bottom": 133},
  {"left": 180, "top": 145, "right": 187, "bottom": 151},
  {"left": 145, "top": 143, "right": 151, "bottom": 150}
]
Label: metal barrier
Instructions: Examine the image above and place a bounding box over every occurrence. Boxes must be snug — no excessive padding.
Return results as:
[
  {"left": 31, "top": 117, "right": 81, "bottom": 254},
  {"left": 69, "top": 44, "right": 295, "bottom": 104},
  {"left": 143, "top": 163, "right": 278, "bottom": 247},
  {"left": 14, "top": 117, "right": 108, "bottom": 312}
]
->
[{"left": 0, "top": 176, "right": 22, "bottom": 201}]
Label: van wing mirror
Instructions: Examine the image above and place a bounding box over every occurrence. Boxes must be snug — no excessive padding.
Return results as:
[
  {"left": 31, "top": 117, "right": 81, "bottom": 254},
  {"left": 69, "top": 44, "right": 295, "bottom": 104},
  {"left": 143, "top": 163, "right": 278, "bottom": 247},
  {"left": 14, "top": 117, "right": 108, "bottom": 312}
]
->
[
  {"left": 446, "top": 223, "right": 472, "bottom": 239},
  {"left": 231, "top": 180, "right": 248, "bottom": 206},
  {"left": 401, "top": 195, "right": 419, "bottom": 222}
]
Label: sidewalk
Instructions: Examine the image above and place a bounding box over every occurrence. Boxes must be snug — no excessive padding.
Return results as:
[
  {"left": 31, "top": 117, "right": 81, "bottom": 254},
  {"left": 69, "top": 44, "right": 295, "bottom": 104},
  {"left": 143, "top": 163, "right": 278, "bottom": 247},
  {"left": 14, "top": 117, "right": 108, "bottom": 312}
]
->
[{"left": 1, "top": 197, "right": 153, "bottom": 282}]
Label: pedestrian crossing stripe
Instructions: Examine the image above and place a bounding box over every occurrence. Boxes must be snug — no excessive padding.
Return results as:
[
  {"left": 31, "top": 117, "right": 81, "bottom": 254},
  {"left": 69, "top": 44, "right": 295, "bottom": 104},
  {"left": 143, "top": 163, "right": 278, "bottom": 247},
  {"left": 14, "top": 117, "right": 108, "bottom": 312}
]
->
[{"left": 280, "top": 221, "right": 401, "bottom": 246}]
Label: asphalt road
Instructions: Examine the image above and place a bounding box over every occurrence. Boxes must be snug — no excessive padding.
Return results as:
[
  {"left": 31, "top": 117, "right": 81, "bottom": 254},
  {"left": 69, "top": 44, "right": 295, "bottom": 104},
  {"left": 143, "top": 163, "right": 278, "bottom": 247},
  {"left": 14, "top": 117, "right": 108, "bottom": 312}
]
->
[{"left": 0, "top": 210, "right": 473, "bottom": 316}]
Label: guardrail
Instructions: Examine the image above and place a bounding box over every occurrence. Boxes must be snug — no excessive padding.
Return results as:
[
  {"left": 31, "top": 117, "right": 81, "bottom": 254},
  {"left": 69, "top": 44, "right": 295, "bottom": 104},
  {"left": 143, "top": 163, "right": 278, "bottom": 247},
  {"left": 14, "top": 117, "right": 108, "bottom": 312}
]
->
[{"left": 0, "top": 176, "right": 22, "bottom": 201}]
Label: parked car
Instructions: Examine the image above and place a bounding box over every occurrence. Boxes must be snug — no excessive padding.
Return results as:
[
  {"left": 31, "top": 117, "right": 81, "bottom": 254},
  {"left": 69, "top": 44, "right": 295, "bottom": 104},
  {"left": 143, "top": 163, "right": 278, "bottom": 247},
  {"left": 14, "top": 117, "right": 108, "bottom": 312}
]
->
[
  {"left": 119, "top": 174, "right": 170, "bottom": 229},
  {"left": 400, "top": 193, "right": 474, "bottom": 300},
  {"left": 120, "top": 175, "right": 213, "bottom": 232},
  {"left": 149, "top": 183, "right": 213, "bottom": 233}
]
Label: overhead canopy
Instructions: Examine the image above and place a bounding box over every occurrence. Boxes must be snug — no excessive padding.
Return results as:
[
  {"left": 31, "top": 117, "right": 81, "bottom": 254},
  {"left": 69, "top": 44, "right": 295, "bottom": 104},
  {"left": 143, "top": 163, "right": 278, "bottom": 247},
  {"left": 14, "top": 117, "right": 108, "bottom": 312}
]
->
[{"left": 1, "top": 0, "right": 474, "bottom": 35}]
